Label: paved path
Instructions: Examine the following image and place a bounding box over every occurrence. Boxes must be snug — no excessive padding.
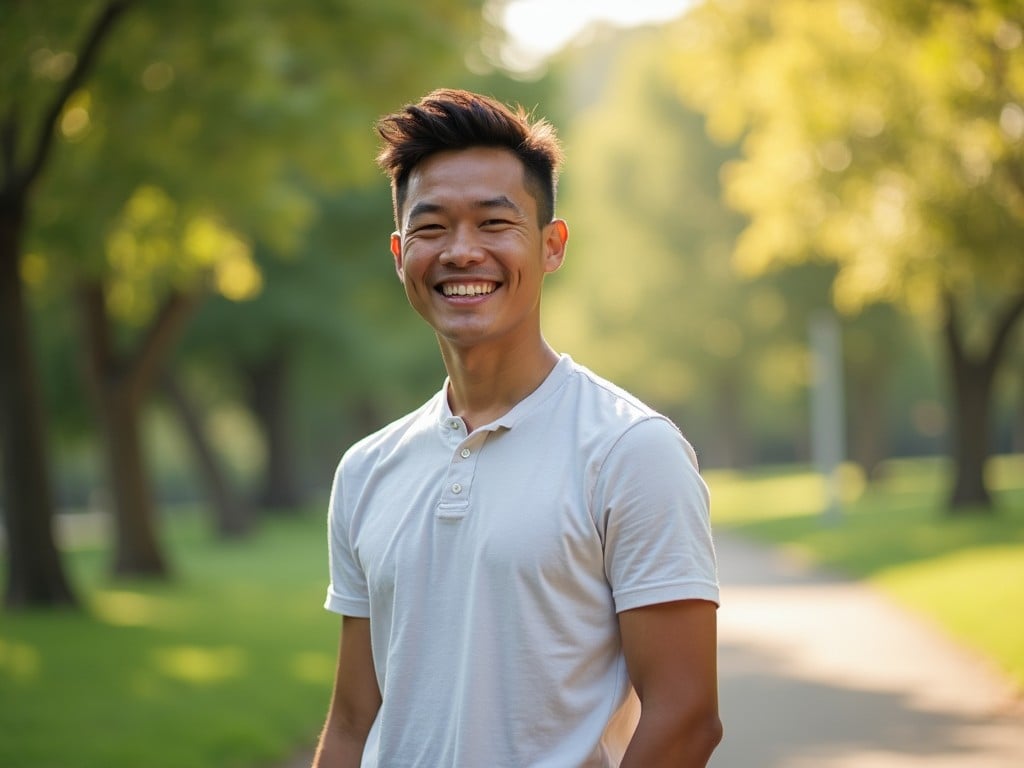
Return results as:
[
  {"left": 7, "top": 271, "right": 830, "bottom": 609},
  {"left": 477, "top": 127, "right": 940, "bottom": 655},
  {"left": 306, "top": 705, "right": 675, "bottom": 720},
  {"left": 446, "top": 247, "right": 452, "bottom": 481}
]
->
[
  {"left": 274, "top": 534, "right": 1024, "bottom": 767},
  {"left": 711, "top": 534, "right": 1023, "bottom": 767}
]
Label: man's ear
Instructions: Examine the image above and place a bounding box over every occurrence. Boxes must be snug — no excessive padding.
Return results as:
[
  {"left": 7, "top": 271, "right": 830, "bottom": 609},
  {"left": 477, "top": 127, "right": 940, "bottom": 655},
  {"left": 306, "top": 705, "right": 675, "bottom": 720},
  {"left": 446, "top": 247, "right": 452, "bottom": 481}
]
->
[
  {"left": 542, "top": 219, "right": 569, "bottom": 274},
  {"left": 390, "top": 232, "right": 404, "bottom": 282}
]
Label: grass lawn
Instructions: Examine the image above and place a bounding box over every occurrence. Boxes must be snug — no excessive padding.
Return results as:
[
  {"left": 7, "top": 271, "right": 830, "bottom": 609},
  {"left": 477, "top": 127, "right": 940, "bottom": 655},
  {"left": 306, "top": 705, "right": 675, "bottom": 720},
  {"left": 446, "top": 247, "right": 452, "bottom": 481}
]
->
[
  {"left": 0, "top": 510, "right": 338, "bottom": 768},
  {"left": 705, "top": 454, "right": 1024, "bottom": 692}
]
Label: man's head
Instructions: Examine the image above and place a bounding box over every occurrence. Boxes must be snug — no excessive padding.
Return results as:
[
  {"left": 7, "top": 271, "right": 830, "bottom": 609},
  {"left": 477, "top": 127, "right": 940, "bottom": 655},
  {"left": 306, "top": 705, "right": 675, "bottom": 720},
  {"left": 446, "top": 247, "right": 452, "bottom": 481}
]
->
[{"left": 376, "top": 89, "right": 563, "bottom": 228}]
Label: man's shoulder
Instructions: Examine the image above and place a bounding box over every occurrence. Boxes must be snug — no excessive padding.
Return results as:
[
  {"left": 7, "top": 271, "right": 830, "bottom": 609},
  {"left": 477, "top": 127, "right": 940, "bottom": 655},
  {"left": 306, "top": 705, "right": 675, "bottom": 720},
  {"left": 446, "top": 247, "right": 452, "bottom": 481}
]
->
[{"left": 563, "top": 357, "right": 668, "bottom": 426}]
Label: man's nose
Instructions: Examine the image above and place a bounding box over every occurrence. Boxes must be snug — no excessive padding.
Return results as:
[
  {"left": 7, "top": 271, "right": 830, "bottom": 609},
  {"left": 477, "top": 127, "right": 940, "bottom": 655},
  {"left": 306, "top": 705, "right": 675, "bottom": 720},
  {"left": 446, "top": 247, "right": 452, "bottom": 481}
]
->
[{"left": 439, "top": 224, "right": 484, "bottom": 267}]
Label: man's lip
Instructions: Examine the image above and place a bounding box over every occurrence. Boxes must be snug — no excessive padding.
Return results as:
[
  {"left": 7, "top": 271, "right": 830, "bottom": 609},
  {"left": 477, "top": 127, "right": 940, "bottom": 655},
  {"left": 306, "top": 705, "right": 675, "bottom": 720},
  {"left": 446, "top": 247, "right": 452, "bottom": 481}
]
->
[
  {"left": 434, "top": 276, "right": 501, "bottom": 285},
  {"left": 434, "top": 278, "right": 501, "bottom": 291}
]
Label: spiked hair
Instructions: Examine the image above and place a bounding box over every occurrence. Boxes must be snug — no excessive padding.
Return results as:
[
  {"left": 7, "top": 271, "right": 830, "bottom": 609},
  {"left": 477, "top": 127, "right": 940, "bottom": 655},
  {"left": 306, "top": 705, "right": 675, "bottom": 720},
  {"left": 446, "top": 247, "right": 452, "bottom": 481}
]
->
[{"left": 375, "top": 88, "right": 563, "bottom": 227}]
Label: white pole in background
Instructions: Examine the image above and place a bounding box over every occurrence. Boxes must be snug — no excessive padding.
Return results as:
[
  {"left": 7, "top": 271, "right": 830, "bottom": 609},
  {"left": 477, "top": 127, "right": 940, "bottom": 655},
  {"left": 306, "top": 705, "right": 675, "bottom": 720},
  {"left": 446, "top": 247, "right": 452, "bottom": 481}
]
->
[{"left": 810, "top": 311, "right": 846, "bottom": 522}]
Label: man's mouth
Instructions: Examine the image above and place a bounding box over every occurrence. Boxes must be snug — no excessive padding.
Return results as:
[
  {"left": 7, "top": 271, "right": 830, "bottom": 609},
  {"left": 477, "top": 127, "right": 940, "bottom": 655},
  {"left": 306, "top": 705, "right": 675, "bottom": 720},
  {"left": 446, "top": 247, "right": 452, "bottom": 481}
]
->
[{"left": 439, "top": 282, "right": 498, "bottom": 297}]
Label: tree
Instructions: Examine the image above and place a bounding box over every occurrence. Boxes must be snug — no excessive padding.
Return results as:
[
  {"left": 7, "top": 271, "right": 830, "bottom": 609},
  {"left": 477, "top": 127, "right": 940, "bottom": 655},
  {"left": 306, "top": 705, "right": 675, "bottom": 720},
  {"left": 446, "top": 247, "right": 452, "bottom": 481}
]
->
[
  {"left": 667, "top": 0, "right": 1024, "bottom": 509},
  {"left": 2, "top": 0, "right": 489, "bottom": 598},
  {"left": 0, "top": 0, "right": 132, "bottom": 608}
]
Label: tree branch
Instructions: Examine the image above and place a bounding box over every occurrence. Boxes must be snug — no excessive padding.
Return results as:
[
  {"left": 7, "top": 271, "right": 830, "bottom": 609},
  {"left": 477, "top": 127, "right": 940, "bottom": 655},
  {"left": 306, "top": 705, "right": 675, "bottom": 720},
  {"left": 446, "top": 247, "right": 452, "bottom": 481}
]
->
[
  {"left": 124, "top": 290, "right": 201, "bottom": 405},
  {"left": 19, "top": 0, "right": 133, "bottom": 194},
  {"left": 988, "top": 288, "right": 1024, "bottom": 369},
  {"left": 77, "top": 278, "right": 116, "bottom": 400},
  {"left": 941, "top": 290, "right": 964, "bottom": 365},
  {"left": 1, "top": 106, "right": 17, "bottom": 191}
]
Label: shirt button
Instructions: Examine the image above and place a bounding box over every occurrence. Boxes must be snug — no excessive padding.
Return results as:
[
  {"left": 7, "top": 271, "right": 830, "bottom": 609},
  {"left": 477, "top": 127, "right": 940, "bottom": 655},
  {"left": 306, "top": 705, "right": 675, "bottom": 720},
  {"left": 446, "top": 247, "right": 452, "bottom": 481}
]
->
[
  {"left": 448, "top": 419, "right": 460, "bottom": 430},
  {"left": 460, "top": 448, "right": 471, "bottom": 458},
  {"left": 451, "top": 483, "right": 463, "bottom": 494}
]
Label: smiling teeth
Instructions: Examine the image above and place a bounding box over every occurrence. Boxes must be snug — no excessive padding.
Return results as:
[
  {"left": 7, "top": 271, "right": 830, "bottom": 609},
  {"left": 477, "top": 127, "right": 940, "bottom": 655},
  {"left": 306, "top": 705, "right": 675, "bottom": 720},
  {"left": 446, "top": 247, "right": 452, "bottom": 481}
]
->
[{"left": 442, "top": 283, "right": 495, "bottom": 297}]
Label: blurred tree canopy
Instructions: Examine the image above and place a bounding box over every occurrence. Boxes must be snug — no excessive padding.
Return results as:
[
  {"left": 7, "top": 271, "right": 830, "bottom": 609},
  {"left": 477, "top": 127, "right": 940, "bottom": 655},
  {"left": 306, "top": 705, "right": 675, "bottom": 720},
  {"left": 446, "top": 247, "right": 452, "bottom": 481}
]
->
[
  {"left": 665, "top": 0, "right": 1024, "bottom": 510},
  {"left": 546, "top": 25, "right": 922, "bottom": 474},
  {"left": 1, "top": 0, "right": 488, "bottom": 605}
]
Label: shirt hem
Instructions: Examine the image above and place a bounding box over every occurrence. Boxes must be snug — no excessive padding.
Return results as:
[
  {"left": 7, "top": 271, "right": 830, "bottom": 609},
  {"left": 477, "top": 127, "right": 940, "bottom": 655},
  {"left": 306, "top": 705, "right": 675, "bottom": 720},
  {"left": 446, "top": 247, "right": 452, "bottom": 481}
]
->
[
  {"left": 613, "top": 581, "right": 720, "bottom": 613},
  {"left": 325, "top": 592, "right": 370, "bottom": 617}
]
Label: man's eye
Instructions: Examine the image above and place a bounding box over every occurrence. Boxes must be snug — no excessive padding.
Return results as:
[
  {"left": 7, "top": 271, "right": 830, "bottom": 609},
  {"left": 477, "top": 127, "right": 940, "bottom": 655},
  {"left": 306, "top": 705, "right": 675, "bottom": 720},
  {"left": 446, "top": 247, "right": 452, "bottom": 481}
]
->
[
  {"left": 412, "top": 223, "right": 444, "bottom": 234},
  {"left": 482, "top": 219, "right": 512, "bottom": 228}
]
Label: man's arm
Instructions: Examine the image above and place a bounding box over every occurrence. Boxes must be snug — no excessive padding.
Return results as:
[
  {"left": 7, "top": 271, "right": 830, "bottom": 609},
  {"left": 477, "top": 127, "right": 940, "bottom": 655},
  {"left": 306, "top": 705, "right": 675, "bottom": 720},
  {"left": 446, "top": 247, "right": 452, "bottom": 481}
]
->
[
  {"left": 312, "top": 616, "right": 381, "bottom": 768},
  {"left": 618, "top": 599, "right": 722, "bottom": 767}
]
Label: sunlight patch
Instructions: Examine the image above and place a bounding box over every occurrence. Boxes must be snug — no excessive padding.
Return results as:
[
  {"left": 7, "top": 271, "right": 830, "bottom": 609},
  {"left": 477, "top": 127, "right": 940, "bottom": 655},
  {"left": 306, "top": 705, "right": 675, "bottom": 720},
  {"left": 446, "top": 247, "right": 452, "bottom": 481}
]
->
[
  {"left": 290, "top": 651, "right": 334, "bottom": 684},
  {"left": 0, "top": 638, "right": 41, "bottom": 682},
  {"left": 153, "top": 645, "right": 245, "bottom": 685},
  {"left": 93, "top": 590, "right": 162, "bottom": 628}
]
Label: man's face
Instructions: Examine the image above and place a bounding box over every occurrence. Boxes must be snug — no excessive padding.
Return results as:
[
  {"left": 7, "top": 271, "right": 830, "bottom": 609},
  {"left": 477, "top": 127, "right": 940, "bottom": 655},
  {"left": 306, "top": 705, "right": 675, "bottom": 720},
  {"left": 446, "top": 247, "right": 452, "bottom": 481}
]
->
[{"left": 390, "top": 147, "right": 568, "bottom": 352}]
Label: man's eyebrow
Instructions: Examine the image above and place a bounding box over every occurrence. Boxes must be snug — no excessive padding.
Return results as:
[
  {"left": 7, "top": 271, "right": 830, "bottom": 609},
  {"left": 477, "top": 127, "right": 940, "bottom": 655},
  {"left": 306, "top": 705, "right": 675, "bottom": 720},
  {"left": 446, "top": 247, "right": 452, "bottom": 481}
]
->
[
  {"left": 476, "top": 196, "right": 523, "bottom": 215},
  {"left": 406, "top": 201, "right": 444, "bottom": 221}
]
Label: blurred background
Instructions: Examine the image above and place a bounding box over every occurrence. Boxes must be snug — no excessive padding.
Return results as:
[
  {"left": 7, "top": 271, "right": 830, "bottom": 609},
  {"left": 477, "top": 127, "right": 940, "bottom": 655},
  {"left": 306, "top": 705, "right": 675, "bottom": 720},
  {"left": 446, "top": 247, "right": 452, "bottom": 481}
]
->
[{"left": 1, "top": 1, "right": 1022, "bottom": 766}]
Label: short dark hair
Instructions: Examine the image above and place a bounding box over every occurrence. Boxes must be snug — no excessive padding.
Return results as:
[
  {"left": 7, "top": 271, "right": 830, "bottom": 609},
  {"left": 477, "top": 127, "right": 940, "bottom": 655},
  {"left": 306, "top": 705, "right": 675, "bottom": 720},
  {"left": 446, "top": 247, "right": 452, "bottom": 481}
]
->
[{"left": 375, "top": 88, "right": 563, "bottom": 227}]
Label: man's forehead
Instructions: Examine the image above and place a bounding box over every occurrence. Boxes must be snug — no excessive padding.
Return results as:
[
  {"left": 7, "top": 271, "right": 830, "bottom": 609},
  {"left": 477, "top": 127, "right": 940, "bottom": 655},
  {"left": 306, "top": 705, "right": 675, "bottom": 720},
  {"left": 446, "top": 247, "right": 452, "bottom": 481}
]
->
[
  {"left": 403, "top": 149, "right": 535, "bottom": 218},
  {"left": 409, "top": 148, "right": 523, "bottom": 186}
]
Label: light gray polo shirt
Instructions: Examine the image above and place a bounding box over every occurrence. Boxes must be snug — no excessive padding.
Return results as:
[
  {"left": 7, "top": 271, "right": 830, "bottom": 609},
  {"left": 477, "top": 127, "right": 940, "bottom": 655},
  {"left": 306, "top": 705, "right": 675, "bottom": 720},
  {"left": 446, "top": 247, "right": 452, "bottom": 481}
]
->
[{"left": 326, "top": 354, "right": 719, "bottom": 767}]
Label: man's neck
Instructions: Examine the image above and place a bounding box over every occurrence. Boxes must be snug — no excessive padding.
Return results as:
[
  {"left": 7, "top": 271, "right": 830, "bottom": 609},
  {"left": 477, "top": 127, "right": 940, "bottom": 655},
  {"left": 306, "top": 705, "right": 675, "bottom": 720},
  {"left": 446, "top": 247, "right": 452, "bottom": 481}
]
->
[{"left": 440, "top": 339, "right": 559, "bottom": 432}]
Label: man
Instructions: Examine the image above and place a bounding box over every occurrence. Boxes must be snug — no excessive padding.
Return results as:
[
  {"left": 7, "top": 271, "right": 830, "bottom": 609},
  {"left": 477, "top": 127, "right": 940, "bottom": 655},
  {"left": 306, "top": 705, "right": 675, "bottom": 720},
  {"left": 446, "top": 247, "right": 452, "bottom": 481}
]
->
[{"left": 313, "top": 88, "right": 721, "bottom": 767}]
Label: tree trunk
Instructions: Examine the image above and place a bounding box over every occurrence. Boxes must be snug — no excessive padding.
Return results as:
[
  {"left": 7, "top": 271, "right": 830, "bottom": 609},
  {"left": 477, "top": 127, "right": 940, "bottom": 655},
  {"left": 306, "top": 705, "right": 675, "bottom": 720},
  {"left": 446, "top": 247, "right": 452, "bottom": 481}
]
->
[
  {"left": 0, "top": 0, "right": 132, "bottom": 610},
  {"left": 79, "top": 281, "right": 198, "bottom": 577},
  {"left": 0, "top": 207, "right": 77, "bottom": 608},
  {"left": 247, "top": 351, "right": 303, "bottom": 512},
  {"left": 1015, "top": 373, "right": 1024, "bottom": 454},
  {"left": 710, "top": 368, "right": 751, "bottom": 469},
  {"left": 848, "top": 367, "right": 887, "bottom": 480},
  {"left": 946, "top": 353, "right": 994, "bottom": 510},
  {"left": 100, "top": 388, "right": 168, "bottom": 575},
  {"left": 942, "top": 292, "right": 1024, "bottom": 512},
  {"left": 162, "top": 372, "right": 254, "bottom": 538}
]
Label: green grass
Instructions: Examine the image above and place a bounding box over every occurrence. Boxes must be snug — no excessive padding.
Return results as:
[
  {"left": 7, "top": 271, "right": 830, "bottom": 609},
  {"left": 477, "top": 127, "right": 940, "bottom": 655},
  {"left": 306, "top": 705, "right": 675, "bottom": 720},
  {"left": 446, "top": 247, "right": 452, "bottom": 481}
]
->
[
  {"left": 0, "top": 510, "right": 337, "bottom": 768},
  {"left": 705, "top": 454, "right": 1024, "bottom": 691}
]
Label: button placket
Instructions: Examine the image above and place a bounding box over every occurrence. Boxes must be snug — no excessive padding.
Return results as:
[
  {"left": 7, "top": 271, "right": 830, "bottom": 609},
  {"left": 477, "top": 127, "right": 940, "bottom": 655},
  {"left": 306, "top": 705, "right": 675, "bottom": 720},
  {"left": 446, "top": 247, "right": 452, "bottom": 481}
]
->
[{"left": 436, "top": 434, "right": 483, "bottom": 519}]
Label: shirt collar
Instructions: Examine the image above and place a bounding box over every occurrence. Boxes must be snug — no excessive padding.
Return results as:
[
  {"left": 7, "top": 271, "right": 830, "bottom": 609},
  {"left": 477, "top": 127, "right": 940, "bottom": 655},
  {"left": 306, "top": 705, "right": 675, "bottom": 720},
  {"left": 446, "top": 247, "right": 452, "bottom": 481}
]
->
[{"left": 432, "top": 354, "right": 573, "bottom": 435}]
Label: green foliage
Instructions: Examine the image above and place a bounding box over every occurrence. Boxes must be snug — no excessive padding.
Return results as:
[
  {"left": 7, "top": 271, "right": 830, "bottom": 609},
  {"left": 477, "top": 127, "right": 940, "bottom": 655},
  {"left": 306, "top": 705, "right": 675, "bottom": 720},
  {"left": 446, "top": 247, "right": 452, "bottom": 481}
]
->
[
  {"left": 543, "top": 26, "right": 938, "bottom": 467},
  {"left": 706, "top": 454, "right": 1024, "bottom": 688},
  {"left": 668, "top": 0, "right": 1024, "bottom": 317},
  {"left": 0, "top": 511, "right": 337, "bottom": 768},
  {"left": 3, "top": 0, "right": 492, "bottom": 563},
  {"left": 7, "top": 0, "right": 490, "bottom": 313}
]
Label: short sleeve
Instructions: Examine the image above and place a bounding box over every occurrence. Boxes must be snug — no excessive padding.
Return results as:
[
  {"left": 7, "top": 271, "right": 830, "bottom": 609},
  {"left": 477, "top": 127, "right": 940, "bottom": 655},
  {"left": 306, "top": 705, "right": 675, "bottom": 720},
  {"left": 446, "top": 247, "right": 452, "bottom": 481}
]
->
[
  {"left": 594, "top": 418, "right": 719, "bottom": 613},
  {"left": 324, "top": 460, "right": 371, "bottom": 617}
]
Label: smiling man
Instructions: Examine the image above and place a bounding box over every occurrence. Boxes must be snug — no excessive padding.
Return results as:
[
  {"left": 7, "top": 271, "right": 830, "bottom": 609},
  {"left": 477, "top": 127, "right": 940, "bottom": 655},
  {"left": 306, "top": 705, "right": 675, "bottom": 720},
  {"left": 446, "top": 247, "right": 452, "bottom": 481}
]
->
[{"left": 312, "top": 89, "right": 722, "bottom": 768}]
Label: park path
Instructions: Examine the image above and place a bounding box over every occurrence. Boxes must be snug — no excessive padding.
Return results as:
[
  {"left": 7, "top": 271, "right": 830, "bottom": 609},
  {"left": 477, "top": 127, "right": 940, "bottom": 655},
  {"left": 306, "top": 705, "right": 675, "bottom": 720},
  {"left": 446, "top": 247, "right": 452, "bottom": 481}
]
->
[
  {"left": 711, "top": 533, "right": 1023, "bottom": 767},
  {"left": 274, "top": 533, "right": 1024, "bottom": 767}
]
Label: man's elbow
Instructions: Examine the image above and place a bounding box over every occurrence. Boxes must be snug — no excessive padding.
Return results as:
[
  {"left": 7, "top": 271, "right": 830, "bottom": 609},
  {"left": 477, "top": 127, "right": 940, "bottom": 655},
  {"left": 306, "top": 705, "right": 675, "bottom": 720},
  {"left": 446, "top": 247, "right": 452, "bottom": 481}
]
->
[
  {"left": 698, "top": 710, "right": 724, "bottom": 757},
  {"left": 677, "top": 703, "right": 724, "bottom": 763},
  {"left": 632, "top": 700, "right": 723, "bottom": 766}
]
